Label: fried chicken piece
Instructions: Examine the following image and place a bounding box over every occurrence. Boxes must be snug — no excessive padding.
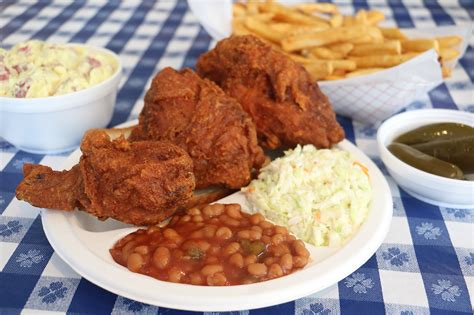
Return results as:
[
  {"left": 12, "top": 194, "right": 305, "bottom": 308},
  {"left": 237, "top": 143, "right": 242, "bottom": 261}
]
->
[
  {"left": 16, "top": 130, "right": 195, "bottom": 225},
  {"left": 130, "top": 67, "right": 265, "bottom": 189},
  {"left": 196, "top": 35, "right": 345, "bottom": 149}
]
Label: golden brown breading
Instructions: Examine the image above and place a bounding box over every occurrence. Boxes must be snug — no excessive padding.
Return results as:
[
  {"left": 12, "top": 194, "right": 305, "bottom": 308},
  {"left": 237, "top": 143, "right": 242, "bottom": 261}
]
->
[
  {"left": 130, "top": 67, "right": 265, "bottom": 189},
  {"left": 196, "top": 35, "right": 345, "bottom": 149},
  {"left": 16, "top": 130, "right": 195, "bottom": 225}
]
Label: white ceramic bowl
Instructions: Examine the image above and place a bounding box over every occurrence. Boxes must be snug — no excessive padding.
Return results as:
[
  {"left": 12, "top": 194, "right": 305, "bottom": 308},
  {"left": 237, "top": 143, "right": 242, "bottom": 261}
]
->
[
  {"left": 377, "top": 109, "right": 474, "bottom": 208},
  {"left": 0, "top": 44, "right": 122, "bottom": 154}
]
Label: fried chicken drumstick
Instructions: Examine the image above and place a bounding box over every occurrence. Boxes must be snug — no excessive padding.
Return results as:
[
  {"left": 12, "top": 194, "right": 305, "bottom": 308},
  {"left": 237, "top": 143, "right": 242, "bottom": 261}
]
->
[
  {"left": 196, "top": 35, "right": 345, "bottom": 149},
  {"left": 16, "top": 130, "right": 195, "bottom": 225},
  {"left": 130, "top": 67, "right": 265, "bottom": 189}
]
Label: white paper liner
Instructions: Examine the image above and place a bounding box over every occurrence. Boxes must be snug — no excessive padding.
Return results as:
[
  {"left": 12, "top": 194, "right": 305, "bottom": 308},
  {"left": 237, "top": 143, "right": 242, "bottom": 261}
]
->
[{"left": 188, "top": 0, "right": 471, "bottom": 124}]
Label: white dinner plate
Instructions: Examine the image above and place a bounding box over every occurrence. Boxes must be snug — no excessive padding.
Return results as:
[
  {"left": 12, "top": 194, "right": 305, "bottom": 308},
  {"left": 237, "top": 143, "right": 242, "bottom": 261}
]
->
[{"left": 41, "top": 120, "right": 393, "bottom": 312}]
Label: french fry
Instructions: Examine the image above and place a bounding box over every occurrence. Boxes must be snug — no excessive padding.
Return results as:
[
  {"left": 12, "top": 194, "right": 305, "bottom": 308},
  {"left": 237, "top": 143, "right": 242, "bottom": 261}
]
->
[
  {"left": 346, "top": 68, "right": 384, "bottom": 78},
  {"left": 441, "top": 65, "right": 452, "bottom": 78},
  {"left": 282, "top": 25, "right": 369, "bottom": 51},
  {"left": 330, "top": 14, "right": 343, "bottom": 27},
  {"left": 329, "top": 59, "right": 357, "bottom": 71},
  {"left": 293, "top": 3, "right": 339, "bottom": 14},
  {"left": 303, "top": 61, "right": 334, "bottom": 80},
  {"left": 350, "top": 41, "right": 401, "bottom": 56},
  {"left": 253, "top": 12, "right": 275, "bottom": 22},
  {"left": 310, "top": 47, "right": 344, "bottom": 60},
  {"left": 246, "top": 0, "right": 260, "bottom": 15},
  {"left": 367, "top": 26, "right": 384, "bottom": 43},
  {"left": 349, "top": 53, "right": 418, "bottom": 68},
  {"left": 437, "top": 36, "right": 462, "bottom": 48},
  {"left": 366, "top": 10, "right": 385, "bottom": 25},
  {"left": 333, "top": 69, "right": 346, "bottom": 76},
  {"left": 343, "top": 15, "right": 357, "bottom": 26},
  {"left": 261, "top": 3, "right": 329, "bottom": 27},
  {"left": 349, "top": 34, "right": 375, "bottom": 45},
  {"left": 355, "top": 10, "right": 368, "bottom": 25},
  {"left": 232, "top": 19, "right": 252, "bottom": 36},
  {"left": 245, "top": 16, "right": 284, "bottom": 43},
  {"left": 439, "top": 48, "right": 460, "bottom": 61},
  {"left": 323, "top": 75, "right": 345, "bottom": 81},
  {"left": 326, "top": 42, "right": 354, "bottom": 56},
  {"left": 233, "top": 3, "right": 246, "bottom": 17},
  {"left": 379, "top": 27, "right": 408, "bottom": 40},
  {"left": 402, "top": 39, "right": 439, "bottom": 53}
]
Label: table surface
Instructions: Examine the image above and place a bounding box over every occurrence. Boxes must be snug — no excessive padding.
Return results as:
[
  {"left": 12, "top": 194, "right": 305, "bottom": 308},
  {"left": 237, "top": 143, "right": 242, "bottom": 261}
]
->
[{"left": 0, "top": 0, "right": 473, "bottom": 314}]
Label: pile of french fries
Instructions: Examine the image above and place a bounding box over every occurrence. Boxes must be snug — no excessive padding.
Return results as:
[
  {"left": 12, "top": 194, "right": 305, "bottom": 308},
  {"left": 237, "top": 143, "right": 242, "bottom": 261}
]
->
[{"left": 233, "top": 0, "right": 462, "bottom": 81}]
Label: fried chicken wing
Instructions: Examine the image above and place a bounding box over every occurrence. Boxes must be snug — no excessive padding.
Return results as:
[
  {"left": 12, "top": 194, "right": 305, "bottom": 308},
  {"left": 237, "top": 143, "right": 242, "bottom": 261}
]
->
[
  {"left": 16, "top": 130, "right": 195, "bottom": 225},
  {"left": 130, "top": 67, "right": 265, "bottom": 189},
  {"left": 196, "top": 35, "right": 345, "bottom": 149}
]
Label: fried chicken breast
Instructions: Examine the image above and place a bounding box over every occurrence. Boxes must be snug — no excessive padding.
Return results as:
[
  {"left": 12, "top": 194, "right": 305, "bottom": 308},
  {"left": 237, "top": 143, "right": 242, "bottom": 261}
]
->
[
  {"left": 196, "top": 35, "right": 345, "bottom": 149},
  {"left": 130, "top": 67, "right": 265, "bottom": 189},
  {"left": 16, "top": 130, "right": 195, "bottom": 225}
]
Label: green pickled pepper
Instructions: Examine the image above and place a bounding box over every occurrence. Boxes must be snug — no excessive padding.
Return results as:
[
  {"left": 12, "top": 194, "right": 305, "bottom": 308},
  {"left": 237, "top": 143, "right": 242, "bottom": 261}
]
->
[
  {"left": 394, "top": 123, "right": 474, "bottom": 145},
  {"left": 388, "top": 143, "right": 464, "bottom": 179},
  {"left": 412, "top": 135, "right": 474, "bottom": 173}
]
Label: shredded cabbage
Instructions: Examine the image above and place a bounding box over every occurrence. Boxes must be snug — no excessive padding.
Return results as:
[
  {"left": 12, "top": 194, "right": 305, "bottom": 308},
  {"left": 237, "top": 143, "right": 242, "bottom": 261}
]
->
[{"left": 243, "top": 145, "right": 372, "bottom": 247}]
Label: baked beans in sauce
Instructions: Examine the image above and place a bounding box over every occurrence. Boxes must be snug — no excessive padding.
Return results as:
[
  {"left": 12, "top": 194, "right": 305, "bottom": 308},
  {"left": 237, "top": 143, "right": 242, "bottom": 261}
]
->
[{"left": 110, "top": 203, "right": 310, "bottom": 286}]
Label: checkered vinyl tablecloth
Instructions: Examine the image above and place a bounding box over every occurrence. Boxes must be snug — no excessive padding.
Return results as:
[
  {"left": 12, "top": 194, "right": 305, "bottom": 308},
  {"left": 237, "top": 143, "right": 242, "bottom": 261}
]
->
[{"left": 0, "top": 0, "right": 473, "bottom": 314}]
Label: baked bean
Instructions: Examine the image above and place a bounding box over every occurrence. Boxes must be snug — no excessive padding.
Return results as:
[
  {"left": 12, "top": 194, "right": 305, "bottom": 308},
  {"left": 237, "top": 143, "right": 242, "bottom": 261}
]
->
[
  {"left": 250, "top": 225, "right": 263, "bottom": 233},
  {"left": 121, "top": 241, "right": 136, "bottom": 261},
  {"left": 259, "top": 220, "right": 273, "bottom": 229},
  {"left": 249, "top": 213, "right": 264, "bottom": 225},
  {"left": 220, "top": 215, "right": 240, "bottom": 227},
  {"left": 207, "top": 272, "right": 227, "bottom": 286},
  {"left": 268, "top": 263, "right": 284, "bottom": 278},
  {"left": 293, "top": 240, "right": 310, "bottom": 258},
  {"left": 127, "top": 253, "right": 144, "bottom": 272},
  {"left": 134, "top": 245, "right": 149, "bottom": 255},
  {"left": 264, "top": 256, "right": 276, "bottom": 266},
  {"left": 146, "top": 226, "right": 160, "bottom": 235},
  {"left": 153, "top": 247, "right": 170, "bottom": 269},
  {"left": 293, "top": 256, "right": 309, "bottom": 268},
  {"left": 270, "top": 244, "right": 291, "bottom": 257},
  {"left": 187, "top": 207, "right": 201, "bottom": 216},
  {"left": 169, "top": 216, "right": 180, "bottom": 225},
  {"left": 237, "top": 230, "right": 251, "bottom": 239},
  {"left": 196, "top": 240, "right": 211, "bottom": 252},
  {"left": 189, "top": 272, "right": 204, "bottom": 285},
  {"left": 263, "top": 228, "right": 274, "bottom": 236},
  {"left": 247, "top": 263, "right": 267, "bottom": 276},
  {"left": 261, "top": 235, "right": 272, "bottom": 244},
  {"left": 288, "top": 234, "right": 296, "bottom": 241},
  {"left": 271, "top": 234, "right": 285, "bottom": 245},
  {"left": 225, "top": 204, "right": 242, "bottom": 219},
  {"left": 180, "top": 215, "right": 191, "bottom": 223},
  {"left": 229, "top": 253, "right": 244, "bottom": 268},
  {"left": 216, "top": 226, "right": 232, "bottom": 240},
  {"left": 163, "top": 228, "right": 181, "bottom": 241},
  {"left": 244, "top": 254, "right": 257, "bottom": 266},
  {"left": 223, "top": 242, "right": 240, "bottom": 256},
  {"left": 203, "top": 204, "right": 224, "bottom": 218},
  {"left": 172, "top": 249, "right": 184, "bottom": 260},
  {"left": 192, "top": 215, "right": 203, "bottom": 223},
  {"left": 280, "top": 253, "right": 293, "bottom": 271},
  {"left": 202, "top": 225, "right": 217, "bottom": 238},
  {"left": 168, "top": 267, "right": 184, "bottom": 283},
  {"left": 208, "top": 246, "right": 220, "bottom": 256},
  {"left": 275, "top": 226, "right": 288, "bottom": 235},
  {"left": 201, "top": 264, "right": 223, "bottom": 276},
  {"left": 249, "top": 230, "right": 262, "bottom": 240}
]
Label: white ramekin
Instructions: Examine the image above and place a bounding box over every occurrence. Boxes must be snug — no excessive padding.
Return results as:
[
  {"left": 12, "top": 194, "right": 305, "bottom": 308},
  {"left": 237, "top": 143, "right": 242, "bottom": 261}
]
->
[
  {"left": 377, "top": 109, "right": 474, "bottom": 208},
  {"left": 0, "top": 44, "right": 122, "bottom": 154}
]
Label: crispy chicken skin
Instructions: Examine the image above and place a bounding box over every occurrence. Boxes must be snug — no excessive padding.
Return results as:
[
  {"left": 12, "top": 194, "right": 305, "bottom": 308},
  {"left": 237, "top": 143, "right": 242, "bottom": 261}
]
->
[
  {"left": 130, "top": 67, "right": 265, "bottom": 189},
  {"left": 16, "top": 130, "right": 195, "bottom": 225},
  {"left": 196, "top": 35, "right": 345, "bottom": 149}
]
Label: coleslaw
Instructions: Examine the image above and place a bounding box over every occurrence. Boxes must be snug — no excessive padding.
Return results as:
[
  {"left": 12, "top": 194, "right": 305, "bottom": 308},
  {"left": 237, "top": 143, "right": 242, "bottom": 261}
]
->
[{"left": 243, "top": 144, "right": 372, "bottom": 247}]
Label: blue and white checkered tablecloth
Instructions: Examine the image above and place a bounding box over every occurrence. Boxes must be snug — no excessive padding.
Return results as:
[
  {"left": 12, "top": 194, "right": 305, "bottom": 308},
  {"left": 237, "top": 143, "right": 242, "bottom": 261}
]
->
[{"left": 0, "top": 0, "right": 472, "bottom": 314}]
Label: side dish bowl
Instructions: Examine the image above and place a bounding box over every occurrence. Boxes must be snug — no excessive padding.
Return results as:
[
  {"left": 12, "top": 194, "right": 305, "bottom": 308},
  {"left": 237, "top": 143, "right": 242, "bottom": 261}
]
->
[
  {"left": 377, "top": 109, "right": 474, "bottom": 208},
  {"left": 0, "top": 44, "right": 122, "bottom": 154}
]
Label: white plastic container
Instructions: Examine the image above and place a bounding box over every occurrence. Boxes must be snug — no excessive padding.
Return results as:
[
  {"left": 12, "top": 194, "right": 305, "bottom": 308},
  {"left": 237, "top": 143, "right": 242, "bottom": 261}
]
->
[
  {"left": 0, "top": 44, "right": 122, "bottom": 154},
  {"left": 377, "top": 109, "right": 474, "bottom": 208}
]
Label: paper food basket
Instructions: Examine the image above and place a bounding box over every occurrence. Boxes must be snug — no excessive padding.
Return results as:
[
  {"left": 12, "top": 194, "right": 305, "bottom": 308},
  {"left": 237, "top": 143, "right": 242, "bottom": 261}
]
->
[{"left": 188, "top": 0, "right": 471, "bottom": 125}]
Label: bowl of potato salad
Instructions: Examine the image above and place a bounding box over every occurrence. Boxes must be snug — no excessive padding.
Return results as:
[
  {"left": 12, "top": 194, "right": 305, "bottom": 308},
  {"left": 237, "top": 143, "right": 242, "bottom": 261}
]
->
[{"left": 0, "top": 40, "right": 122, "bottom": 154}]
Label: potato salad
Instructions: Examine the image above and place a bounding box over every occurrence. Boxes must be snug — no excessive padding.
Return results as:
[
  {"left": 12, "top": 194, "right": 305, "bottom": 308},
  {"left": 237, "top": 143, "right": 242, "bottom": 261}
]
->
[{"left": 0, "top": 40, "right": 117, "bottom": 98}]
